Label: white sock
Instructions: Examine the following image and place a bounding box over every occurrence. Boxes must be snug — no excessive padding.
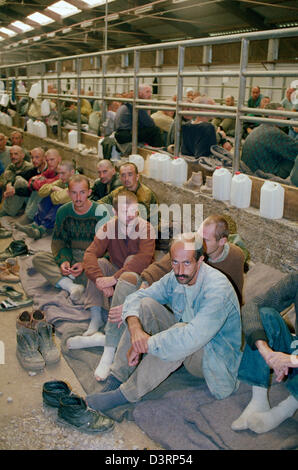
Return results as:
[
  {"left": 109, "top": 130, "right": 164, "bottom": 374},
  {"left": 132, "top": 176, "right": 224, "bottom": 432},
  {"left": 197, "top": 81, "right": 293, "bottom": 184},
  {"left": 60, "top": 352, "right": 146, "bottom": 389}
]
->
[
  {"left": 56, "top": 276, "right": 75, "bottom": 294},
  {"left": 94, "top": 346, "right": 116, "bottom": 381},
  {"left": 67, "top": 332, "right": 106, "bottom": 350},
  {"left": 231, "top": 386, "right": 270, "bottom": 431},
  {"left": 83, "top": 306, "right": 104, "bottom": 336},
  {"left": 247, "top": 395, "right": 298, "bottom": 434}
]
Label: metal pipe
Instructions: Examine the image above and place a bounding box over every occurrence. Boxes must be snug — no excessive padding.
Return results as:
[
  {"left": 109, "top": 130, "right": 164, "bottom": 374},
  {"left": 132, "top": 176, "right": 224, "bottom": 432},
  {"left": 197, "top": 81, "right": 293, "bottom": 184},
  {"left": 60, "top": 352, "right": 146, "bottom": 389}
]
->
[
  {"left": 132, "top": 50, "right": 140, "bottom": 154},
  {"left": 174, "top": 45, "right": 185, "bottom": 156},
  {"left": 234, "top": 38, "right": 249, "bottom": 173}
]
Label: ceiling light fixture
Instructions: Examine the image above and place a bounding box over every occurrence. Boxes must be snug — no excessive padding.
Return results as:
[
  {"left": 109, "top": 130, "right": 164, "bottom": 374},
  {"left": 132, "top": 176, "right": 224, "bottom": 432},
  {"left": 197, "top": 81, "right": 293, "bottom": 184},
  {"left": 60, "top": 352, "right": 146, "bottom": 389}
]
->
[
  {"left": 107, "top": 13, "right": 119, "bottom": 21},
  {"left": 62, "top": 27, "right": 72, "bottom": 34},
  {"left": 81, "top": 20, "right": 93, "bottom": 28},
  {"left": 135, "top": 5, "right": 153, "bottom": 14}
]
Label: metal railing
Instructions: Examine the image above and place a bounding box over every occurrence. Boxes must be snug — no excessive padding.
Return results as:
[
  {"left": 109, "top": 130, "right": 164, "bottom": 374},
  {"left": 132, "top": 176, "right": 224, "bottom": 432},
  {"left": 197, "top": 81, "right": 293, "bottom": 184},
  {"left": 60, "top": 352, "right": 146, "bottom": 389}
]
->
[{"left": 0, "top": 26, "right": 297, "bottom": 173}]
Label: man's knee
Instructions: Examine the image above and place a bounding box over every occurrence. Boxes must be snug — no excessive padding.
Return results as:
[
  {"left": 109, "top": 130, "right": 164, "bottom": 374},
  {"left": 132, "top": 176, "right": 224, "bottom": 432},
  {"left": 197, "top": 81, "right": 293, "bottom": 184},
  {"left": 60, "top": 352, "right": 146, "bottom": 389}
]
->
[
  {"left": 118, "top": 271, "right": 139, "bottom": 286},
  {"left": 32, "top": 251, "right": 51, "bottom": 269}
]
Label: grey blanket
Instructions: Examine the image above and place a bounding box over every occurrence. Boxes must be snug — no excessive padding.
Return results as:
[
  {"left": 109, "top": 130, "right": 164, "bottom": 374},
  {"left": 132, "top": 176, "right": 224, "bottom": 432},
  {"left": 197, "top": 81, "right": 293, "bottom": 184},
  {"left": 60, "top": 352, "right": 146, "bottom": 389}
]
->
[{"left": 18, "top": 242, "right": 298, "bottom": 448}]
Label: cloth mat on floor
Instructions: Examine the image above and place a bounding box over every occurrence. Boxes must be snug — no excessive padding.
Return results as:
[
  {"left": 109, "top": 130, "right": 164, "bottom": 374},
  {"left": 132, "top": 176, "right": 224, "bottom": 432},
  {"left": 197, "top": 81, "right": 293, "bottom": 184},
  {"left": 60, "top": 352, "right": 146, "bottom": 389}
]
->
[
  {"left": 18, "top": 255, "right": 91, "bottom": 331},
  {"left": 15, "top": 235, "right": 298, "bottom": 449}
]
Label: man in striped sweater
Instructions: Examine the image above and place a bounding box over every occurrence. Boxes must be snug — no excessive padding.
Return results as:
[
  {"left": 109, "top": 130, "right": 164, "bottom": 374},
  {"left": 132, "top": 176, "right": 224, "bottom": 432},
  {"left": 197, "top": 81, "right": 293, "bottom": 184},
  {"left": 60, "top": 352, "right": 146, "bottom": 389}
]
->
[{"left": 32, "top": 174, "right": 105, "bottom": 304}]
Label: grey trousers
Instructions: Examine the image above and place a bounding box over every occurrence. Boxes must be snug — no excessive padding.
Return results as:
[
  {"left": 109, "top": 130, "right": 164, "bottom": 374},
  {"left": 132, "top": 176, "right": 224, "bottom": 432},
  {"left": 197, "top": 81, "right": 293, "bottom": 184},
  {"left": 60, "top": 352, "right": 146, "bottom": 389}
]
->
[
  {"left": 110, "top": 297, "right": 205, "bottom": 403},
  {"left": 105, "top": 276, "right": 141, "bottom": 348},
  {"left": 32, "top": 249, "right": 86, "bottom": 287},
  {"left": 84, "top": 258, "right": 141, "bottom": 321},
  {"left": 14, "top": 176, "right": 43, "bottom": 221},
  {"left": 1, "top": 194, "right": 28, "bottom": 217}
]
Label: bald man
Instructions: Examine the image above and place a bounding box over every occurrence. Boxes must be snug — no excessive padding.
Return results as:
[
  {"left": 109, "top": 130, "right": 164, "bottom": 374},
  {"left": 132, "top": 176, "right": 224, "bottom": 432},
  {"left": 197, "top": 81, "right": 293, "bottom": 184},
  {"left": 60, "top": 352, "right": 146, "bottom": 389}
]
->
[{"left": 90, "top": 160, "right": 122, "bottom": 201}]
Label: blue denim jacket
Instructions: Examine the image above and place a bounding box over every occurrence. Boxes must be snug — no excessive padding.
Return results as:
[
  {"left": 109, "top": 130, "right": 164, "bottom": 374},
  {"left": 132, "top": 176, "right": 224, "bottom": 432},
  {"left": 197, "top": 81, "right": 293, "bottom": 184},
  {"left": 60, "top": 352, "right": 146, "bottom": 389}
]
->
[{"left": 122, "top": 262, "right": 242, "bottom": 399}]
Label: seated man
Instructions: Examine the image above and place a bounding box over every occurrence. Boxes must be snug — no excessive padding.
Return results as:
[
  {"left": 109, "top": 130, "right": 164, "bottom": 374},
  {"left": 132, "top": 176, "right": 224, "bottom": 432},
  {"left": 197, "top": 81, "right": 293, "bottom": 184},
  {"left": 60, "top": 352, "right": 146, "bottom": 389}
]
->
[
  {"left": 32, "top": 175, "right": 105, "bottom": 304},
  {"left": 15, "top": 148, "right": 61, "bottom": 224},
  {"left": 8, "top": 130, "right": 31, "bottom": 162},
  {"left": 67, "top": 189, "right": 155, "bottom": 350},
  {"left": 231, "top": 273, "right": 298, "bottom": 433},
  {"left": 243, "top": 95, "right": 271, "bottom": 137},
  {"left": 280, "top": 87, "right": 296, "bottom": 111},
  {"left": 85, "top": 232, "right": 242, "bottom": 413},
  {"left": 12, "top": 147, "right": 47, "bottom": 222},
  {"left": 0, "top": 145, "right": 33, "bottom": 215},
  {"left": 15, "top": 160, "right": 75, "bottom": 239},
  {"left": 247, "top": 86, "right": 263, "bottom": 109},
  {"left": 114, "top": 84, "right": 163, "bottom": 148},
  {"left": 241, "top": 102, "right": 298, "bottom": 179},
  {"left": 90, "top": 160, "right": 122, "bottom": 201},
  {"left": 211, "top": 95, "right": 236, "bottom": 135},
  {"left": 150, "top": 109, "right": 174, "bottom": 145},
  {"left": 0, "top": 133, "right": 11, "bottom": 170},
  {"left": 180, "top": 96, "right": 232, "bottom": 157},
  {"left": 91, "top": 214, "right": 245, "bottom": 381},
  {"left": 98, "top": 162, "right": 158, "bottom": 224}
]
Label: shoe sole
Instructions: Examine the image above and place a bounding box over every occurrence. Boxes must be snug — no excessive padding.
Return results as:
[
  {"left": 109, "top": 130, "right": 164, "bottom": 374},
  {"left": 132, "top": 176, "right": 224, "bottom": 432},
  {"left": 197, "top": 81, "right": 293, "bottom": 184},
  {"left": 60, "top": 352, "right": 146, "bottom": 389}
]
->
[{"left": 56, "top": 416, "right": 115, "bottom": 434}]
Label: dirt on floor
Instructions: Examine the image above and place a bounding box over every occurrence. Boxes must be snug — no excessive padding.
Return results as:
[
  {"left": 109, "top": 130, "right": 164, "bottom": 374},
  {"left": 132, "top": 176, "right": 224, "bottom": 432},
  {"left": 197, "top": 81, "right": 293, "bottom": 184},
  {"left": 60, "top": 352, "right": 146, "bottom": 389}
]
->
[{"left": 0, "top": 235, "right": 163, "bottom": 451}]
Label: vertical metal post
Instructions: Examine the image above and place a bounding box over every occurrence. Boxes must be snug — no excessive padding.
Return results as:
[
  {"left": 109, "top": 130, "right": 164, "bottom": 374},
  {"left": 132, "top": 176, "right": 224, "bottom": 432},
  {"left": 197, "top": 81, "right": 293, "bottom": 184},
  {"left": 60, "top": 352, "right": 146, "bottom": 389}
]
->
[
  {"left": 76, "top": 58, "right": 82, "bottom": 144},
  {"left": 101, "top": 55, "right": 107, "bottom": 130},
  {"left": 174, "top": 45, "right": 185, "bottom": 156},
  {"left": 234, "top": 38, "right": 249, "bottom": 173},
  {"left": 57, "top": 60, "right": 62, "bottom": 141},
  {"left": 202, "top": 45, "right": 212, "bottom": 95},
  {"left": 132, "top": 50, "right": 140, "bottom": 154},
  {"left": 267, "top": 38, "right": 279, "bottom": 100}
]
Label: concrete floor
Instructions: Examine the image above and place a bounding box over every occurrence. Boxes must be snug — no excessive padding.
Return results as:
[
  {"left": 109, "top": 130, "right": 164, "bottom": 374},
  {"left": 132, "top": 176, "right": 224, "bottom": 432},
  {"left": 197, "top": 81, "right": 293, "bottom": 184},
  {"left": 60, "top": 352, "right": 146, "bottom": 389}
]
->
[{"left": 0, "top": 233, "right": 163, "bottom": 450}]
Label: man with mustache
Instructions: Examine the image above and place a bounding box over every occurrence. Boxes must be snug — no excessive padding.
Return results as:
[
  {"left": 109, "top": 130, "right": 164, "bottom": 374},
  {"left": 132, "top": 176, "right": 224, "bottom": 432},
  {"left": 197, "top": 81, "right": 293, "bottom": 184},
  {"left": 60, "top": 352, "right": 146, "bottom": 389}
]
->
[{"left": 85, "top": 232, "right": 242, "bottom": 413}]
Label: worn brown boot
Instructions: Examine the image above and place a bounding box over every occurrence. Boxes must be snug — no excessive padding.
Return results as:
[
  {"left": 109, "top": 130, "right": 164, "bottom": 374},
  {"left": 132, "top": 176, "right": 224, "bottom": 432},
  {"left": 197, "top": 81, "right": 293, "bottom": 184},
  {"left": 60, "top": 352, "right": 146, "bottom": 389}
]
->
[{"left": 0, "top": 264, "right": 19, "bottom": 283}]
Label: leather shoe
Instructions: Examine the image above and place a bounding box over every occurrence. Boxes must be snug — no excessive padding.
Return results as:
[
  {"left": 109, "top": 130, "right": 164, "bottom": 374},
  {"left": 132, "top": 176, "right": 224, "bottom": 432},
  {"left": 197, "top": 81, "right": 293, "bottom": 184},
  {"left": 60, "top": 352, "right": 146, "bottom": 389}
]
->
[
  {"left": 58, "top": 395, "right": 115, "bottom": 434},
  {"left": 0, "top": 227, "right": 12, "bottom": 239},
  {"left": 43, "top": 380, "right": 73, "bottom": 407},
  {"left": 0, "top": 240, "right": 29, "bottom": 260}
]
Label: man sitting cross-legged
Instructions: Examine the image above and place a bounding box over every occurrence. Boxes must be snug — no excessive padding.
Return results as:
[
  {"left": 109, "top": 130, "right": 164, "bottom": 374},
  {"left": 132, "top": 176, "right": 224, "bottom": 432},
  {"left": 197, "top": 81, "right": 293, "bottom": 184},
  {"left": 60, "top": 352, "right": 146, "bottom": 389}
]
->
[
  {"left": 66, "top": 189, "right": 156, "bottom": 378},
  {"left": 32, "top": 174, "right": 106, "bottom": 304},
  {"left": 231, "top": 273, "right": 298, "bottom": 434},
  {"left": 84, "top": 232, "right": 242, "bottom": 413},
  {"left": 15, "top": 160, "right": 75, "bottom": 239},
  {"left": 92, "top": 213, "right": 245, "bottom": 381}
]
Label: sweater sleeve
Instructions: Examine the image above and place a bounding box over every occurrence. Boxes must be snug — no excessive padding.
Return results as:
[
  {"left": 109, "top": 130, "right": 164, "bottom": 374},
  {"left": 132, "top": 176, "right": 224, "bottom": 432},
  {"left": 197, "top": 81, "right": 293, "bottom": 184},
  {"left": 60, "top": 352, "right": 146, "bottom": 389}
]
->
[
  {"left": 83, "top": 230, "right": 110, "bottom": 281},
  {"left": 141, "top": 252, "right": 172, "bottom": 285},
  {"left": 241, "top": 272, "right": 298, "bottom": 349}
]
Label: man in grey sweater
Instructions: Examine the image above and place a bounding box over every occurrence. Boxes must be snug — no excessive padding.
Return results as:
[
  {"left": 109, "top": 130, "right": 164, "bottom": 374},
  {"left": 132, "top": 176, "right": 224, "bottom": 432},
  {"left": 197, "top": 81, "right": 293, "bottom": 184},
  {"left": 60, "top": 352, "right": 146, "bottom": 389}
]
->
[{"left": 232, "top": 273, "right": 298, "bottom": 433}]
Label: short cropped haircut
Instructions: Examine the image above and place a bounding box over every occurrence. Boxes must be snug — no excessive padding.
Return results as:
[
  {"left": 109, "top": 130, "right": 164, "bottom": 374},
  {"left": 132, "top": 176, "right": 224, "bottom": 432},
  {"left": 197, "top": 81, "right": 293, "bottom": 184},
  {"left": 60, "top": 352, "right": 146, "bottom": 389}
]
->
[
  {"left": 203, "top": 215, "right": 230, "bottom": 241},
  {"left": 119, "top": 161, "right": 139, "bottom": 175},
  {"left": 112, "top": 189, "right": 138, "bottom": 211},
  {"left": 169, "top": 232, "right": 206, "bottom": 261},
  {"left": 68, "top": 174, "right": 90, "bottom": 190}
]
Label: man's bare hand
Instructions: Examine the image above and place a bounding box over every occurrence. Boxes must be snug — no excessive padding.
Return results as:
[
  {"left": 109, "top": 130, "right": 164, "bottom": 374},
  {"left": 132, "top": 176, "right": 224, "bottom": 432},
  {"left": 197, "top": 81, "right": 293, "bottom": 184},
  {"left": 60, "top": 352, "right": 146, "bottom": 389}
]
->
[
  {"left": 69, "top": 262, "right": 84, "bottom": 278},
  {"left": 96, "top": 276, "right": 117, "bottom": 291},
  {"left": 60, "top": 261, "right": 71, "bottom": 276},
  {"left": 108, "top": 304, "right": 123, "bottom": 323},
  {"left": 127, "top": 346, "right": 141, "bottom": 367}
]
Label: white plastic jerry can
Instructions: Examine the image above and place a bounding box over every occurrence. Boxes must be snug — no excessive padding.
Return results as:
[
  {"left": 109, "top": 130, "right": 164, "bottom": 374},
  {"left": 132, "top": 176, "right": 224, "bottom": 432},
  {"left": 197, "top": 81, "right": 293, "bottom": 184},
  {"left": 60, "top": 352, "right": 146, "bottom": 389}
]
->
[
  {"left": 212, "top": 167, "right": 232, "bottom": 201},
  {"left": 230, "top": 172, "right": 252, "bottom": 208},
  {"left": 260, "top": 181, "right": 285, "bottom": 219}
]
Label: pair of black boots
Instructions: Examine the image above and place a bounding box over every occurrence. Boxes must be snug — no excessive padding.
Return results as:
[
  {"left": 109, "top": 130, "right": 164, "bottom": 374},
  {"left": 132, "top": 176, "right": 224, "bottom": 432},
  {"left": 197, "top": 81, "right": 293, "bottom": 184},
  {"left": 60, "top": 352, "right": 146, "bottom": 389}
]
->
[{"left": 42, "top": 380, "right": 114, "bottom": 434}]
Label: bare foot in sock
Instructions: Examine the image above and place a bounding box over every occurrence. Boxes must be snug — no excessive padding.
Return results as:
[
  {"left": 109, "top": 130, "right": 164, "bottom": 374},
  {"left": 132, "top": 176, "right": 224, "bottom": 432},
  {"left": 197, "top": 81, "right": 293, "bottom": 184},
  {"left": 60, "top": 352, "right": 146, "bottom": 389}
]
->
[
  {"left": 94, "top": 346, "right": 115, "bottom": 381},
  {"left": 67, "top": 332, "right": 105, "bottom": 350},
  {"left": 231, "top": 387, "right": 270, "bottom": 431},
  {"left": 69, "top": 284, "right": 85, "bottom": 304},
  {"left": 247, "top": 395, "right": 298, "bottom": 433}
]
